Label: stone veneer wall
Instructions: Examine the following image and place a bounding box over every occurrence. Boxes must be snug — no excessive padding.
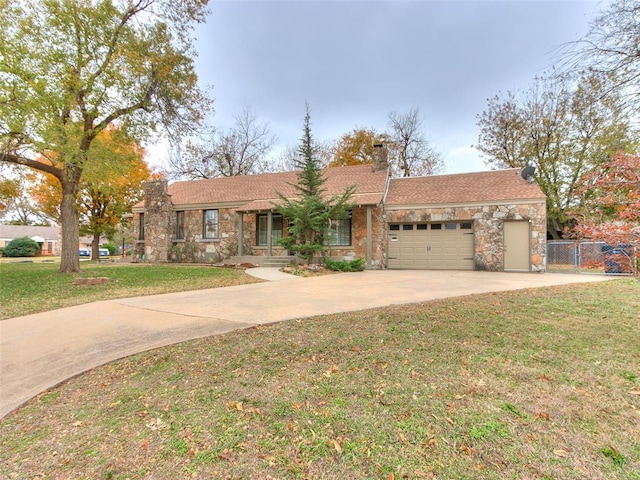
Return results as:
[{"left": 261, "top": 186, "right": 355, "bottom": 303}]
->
[
  {"left": 168, "top": 207, "right": 243, "bottom": 263},
  {"left": 168, "top": 209, "right": 296, "bottom": 263},
  {"left": 164, "top": 205, "right": 386, "bottom": 265},
  {"left": 384, "top": 202, "right": 547, "bottom": 271}
]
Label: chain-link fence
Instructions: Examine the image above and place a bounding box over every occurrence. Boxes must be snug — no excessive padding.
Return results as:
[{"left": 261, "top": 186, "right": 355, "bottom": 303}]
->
[{"left": 547, "top": 240, "right": 635, "bottom": 275}]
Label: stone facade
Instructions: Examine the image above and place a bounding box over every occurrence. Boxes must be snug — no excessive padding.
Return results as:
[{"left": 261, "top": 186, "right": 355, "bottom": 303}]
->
[
  {"left": 133, "top": 194, "right": 387, "bottom": 266},
  {"left": 384, "top": 201, "right": 546, "bottom": 271},
  {"left": 166, "top": 207, "right": 241, "bottom": 263},
  {"left": 133, "top": 170, "right": 547, "bottom": 271},
  {"left": 134, "top": 181, "right": 172, "bottom": 262}
]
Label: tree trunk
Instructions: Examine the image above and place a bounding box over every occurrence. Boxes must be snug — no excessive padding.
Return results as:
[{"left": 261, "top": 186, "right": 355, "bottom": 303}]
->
[
  {"left": 59, "top": 178, "right": 80, "bottom": 273},
  {"left": 91, "top": 235, "right": 101, "bottom": 261},
  {"left": 547, "top": 219, "right": 562, "bottom": 240}
]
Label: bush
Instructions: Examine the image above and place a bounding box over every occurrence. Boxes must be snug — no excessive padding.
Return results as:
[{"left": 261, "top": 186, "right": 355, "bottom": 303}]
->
[
  {"left": 323, "top": 257, "right": 366, "bottom": 272},
  {"left": 4, "top": 236, "right": 40, "bottom": 257},
  {"left": 101, "top": 243, "right": 116, "bottom": 255}
]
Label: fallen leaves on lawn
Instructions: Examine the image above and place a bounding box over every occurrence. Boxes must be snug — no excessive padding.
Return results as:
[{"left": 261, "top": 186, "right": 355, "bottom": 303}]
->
[{"left": 327, "top": 438, "right": 342, "bottom": 454}]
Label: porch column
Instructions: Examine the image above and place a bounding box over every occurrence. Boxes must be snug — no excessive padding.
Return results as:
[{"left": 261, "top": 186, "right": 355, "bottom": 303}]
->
[
  {"left": 366, "top": 205, "right": 372, "bottom": 267},
  {"left": 267, "top": 211, "right": 273, "bottom": 256},
  {"left": 237, "top": 212, "right": 244, "bottom": 256}
]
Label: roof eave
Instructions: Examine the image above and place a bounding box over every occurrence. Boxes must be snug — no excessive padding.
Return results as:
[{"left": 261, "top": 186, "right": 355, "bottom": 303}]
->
[{"left": 384, "top": 197, "right": 546, "bottom": 210}]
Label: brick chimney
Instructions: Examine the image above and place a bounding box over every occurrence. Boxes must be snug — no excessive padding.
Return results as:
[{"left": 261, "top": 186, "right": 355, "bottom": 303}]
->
[{"left": 372, "top": 143, "right": 389, "bottom": 172}]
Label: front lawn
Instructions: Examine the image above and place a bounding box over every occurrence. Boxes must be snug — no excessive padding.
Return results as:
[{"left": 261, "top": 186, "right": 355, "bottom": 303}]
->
[
  {"left": 1, "top": 280, "right": 638, "bottom": 479},
  {"left": 0, "top": 262, "right": 261, "bottom": 320}
]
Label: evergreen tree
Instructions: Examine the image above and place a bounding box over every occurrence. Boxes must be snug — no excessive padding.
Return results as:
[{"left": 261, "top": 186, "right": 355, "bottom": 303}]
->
[{"left": 276, "top": 106, "right": 355, "bottom": 262}]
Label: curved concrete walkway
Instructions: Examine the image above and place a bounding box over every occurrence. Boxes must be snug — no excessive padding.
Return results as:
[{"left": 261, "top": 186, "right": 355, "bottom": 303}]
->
[{"left": 0, "top": 269, "right": 612, "bottom": 419}]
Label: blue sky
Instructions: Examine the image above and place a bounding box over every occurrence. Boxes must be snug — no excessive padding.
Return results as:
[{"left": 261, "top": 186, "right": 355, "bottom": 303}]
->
[{"left": 153, "top": 0, "right": 606, "bottom": 174}]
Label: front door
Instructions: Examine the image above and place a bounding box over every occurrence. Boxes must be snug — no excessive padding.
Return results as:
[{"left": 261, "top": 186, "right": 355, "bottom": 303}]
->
[{"left": 504, "top": 221, "right": 530, "bottom": 271}]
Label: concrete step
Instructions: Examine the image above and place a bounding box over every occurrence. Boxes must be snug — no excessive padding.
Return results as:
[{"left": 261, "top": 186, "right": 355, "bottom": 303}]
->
[{"left": 230, "top": 256, "right": 295, "bottom": 267}]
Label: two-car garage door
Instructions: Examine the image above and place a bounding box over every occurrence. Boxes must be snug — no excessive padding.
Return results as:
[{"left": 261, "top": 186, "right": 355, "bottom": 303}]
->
[{"left": 387, "top": 222, "right": 474, "bottom": 270}]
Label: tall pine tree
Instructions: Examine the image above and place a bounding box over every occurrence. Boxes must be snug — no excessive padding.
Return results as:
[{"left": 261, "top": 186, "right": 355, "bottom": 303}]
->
[{"left": 276, "top": 105, "right": 355, "bottom": 262}]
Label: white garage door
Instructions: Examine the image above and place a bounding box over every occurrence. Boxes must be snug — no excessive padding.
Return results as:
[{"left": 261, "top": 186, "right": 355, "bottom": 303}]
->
[{"left": 387, "top": 222, "right": 474, "bottom": 270}]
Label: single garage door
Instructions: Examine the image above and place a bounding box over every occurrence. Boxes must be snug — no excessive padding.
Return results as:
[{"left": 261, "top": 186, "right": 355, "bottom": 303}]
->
[{"left": 387, "top": 222, "right": 474, "bottom": 270}]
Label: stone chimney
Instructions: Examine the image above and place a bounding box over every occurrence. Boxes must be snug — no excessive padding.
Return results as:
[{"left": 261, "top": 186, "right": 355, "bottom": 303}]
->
[
  {"left": 143, "top": 180, "right": 172, "bottom": 262},
  {"left": 372, "top": 143, "right": 389, "bottom": 172}
]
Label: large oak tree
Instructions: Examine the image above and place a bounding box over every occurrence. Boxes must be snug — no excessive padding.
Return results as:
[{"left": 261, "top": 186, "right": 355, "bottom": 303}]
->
[{"left": 0, "top": 0, "right": 211, "bottom": 272}]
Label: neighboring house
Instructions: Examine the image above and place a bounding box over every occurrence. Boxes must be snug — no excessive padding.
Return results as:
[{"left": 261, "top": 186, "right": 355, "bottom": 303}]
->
[
  {"left": 0, "top": 226, "right": 110, "bottom": 257},
  {"left": 132, "top": 146, "right": 547, "bottom": 271},
  {"left": 0, "top": 225, "right": 60, "bottom": 256},
  {"left": 78, "top": 235, "right": 109, "bottom": 250}
]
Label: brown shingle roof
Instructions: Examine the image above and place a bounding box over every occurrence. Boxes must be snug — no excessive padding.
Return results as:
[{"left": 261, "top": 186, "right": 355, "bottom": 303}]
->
[
  {"left": 385, "top": 169, "right": 546, "bottom": 206},
  {"left": 141, "top": 164, "right": 388, "bottom": 211}
]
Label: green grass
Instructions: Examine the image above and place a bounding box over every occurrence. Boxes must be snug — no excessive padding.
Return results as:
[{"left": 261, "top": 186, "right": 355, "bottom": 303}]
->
[
  {"left": 0, "top": 262, "right": 261, "bottom": 319},
  {"left": 1, "top": 279, "right": 638, "bottom": 479}
]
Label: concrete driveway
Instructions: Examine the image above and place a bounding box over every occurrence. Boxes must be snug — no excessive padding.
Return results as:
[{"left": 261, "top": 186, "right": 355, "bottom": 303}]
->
[{"left": 0, "top": 269, "right": 612, "bottom": 419}]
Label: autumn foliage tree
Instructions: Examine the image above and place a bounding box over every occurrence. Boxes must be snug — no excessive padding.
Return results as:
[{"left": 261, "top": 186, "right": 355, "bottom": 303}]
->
[
  {"left": 329, "top": 108, "right": 443, "bottom": 177},
  {"left": 330, "top": 128, "right": 390, "bottom": 167},
  {"left": 570, "top": 152, "right": 640, "bottom": 274},
  {"left": 0, "top": 175, "right": 19, "bottom": 219},
  {"left": 0, "top": 0, "right": 210, "bottom": 272},
  {"left": 30, "top": 128, "right": 158, "bottom": 260}
]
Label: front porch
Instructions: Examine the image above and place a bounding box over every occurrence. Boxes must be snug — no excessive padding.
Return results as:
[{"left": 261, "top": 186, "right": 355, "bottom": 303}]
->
[{"left": 236, "top": 204, "right": 385, "bottom": 269}]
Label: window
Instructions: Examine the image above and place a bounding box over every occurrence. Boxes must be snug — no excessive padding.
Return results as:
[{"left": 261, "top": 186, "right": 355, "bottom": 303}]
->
[
  {"left": 257, "top": 214, "right": 283, "bottom": 246},
  {"left": 139, "top": 213, "right": 145, "bottom": 240},
  {"left": 445, "top": 223, "right": 457, "bottom": 230},
  {"left": 461, "top": 222, "right": 472, "bottom": 230},
  {"left": 389, "top": 224, "right": 400, "bottom": 231},
  {"left": 416, "top": 224, "right": 428, "bottom": 230},
  {"left": 176, "top": 211, "right": 184, "bottom": 239},
  {"left": 327, "top": 217, "right": 351, "bottom": 246},
  {"left": 403, "top": 224, "right": 414, "bottom": 231},
  {"left": 431, "top": 223, "right": 442, "bottom": 230},
  {"left": 203, "top": 209, "right": 218, "bottom": 239}
]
